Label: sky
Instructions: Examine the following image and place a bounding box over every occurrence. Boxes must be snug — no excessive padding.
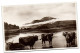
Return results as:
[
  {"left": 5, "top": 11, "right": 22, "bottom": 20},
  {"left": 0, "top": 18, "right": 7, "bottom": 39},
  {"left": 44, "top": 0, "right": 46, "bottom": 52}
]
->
[{"left": 2, "top": 3, "right": 77, "bottom": 27}]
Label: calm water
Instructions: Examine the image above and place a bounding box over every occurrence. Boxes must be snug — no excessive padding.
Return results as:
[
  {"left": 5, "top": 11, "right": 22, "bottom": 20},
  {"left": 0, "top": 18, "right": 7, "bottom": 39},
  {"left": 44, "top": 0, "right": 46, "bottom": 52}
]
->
[{"left": 5, "top": 30, "right": 77, "bottom": 49}]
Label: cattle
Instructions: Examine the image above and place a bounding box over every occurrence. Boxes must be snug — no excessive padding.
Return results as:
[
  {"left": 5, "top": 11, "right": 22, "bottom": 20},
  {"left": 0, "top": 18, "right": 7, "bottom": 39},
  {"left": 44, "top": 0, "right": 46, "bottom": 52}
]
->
[
  {"left": 63, "top": 32, "right": 76, "bottom": 47},
  {"left": 66, "top": 33, "right": 71, "bottom": 47},
  {"left": 46, "top": 33, "right": 53, "bottom": 47},
  {"left": 41, "top": 34, "right": 46, "bottom": 45},
  {"left": 70, "top": 32, "right": 76, "bottom": 46},
  {"left": 41, "top": 33, "right": 53, "bottom": 47},
  {"left": 34, "top": 35, "right": 38, "bottom": 41},
  {"left": 19, "top": 35, "right": 38, "bottom": 49},
  {"left": 6, "top": 42, "right": 24, "bottom": 50}
]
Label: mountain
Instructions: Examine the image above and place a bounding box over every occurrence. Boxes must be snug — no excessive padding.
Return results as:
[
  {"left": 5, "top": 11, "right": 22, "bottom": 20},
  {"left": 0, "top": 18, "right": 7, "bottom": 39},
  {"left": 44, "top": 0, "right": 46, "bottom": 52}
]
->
[
  {"left": 31, "top": 17, "right": 56, "bottom": 24},
  {"left": 21, "top": 20, "right": 76, "bottom": 33},
  {"left": 34, "top": 20, "right": 76, "bottom": 29}
]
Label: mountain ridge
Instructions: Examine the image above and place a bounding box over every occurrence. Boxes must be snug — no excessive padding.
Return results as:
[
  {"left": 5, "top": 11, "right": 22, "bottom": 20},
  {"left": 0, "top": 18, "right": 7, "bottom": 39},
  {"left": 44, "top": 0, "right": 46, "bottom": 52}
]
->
[{"left": 25, "top": 17, "right": 56, "bottom": 25}]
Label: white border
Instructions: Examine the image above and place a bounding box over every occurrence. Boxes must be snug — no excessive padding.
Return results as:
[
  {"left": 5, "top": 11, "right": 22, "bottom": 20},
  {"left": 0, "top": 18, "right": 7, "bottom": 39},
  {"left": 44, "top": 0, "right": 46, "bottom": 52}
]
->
[{"left": 0, "top": 0, "right": 80, "bottom": 53}]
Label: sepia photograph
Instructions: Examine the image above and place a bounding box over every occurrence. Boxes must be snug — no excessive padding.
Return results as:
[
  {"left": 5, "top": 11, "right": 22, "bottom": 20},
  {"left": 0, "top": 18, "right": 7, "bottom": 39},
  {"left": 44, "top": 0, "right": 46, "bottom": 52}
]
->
[{"left": 2, "top": 2, "right": 77, "bottom": 51}]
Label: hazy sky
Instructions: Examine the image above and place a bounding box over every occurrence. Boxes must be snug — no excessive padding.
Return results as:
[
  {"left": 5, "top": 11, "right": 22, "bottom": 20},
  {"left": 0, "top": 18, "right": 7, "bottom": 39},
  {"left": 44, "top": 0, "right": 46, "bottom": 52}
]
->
[{"left": 2, "top": 3, "right": 76, "bottom": 27}]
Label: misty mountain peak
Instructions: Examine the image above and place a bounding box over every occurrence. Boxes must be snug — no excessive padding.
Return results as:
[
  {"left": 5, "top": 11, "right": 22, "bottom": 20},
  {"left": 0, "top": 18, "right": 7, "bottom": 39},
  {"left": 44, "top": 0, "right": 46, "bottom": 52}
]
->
[{"left": 32, "top": 16, "right": 56, "bottom": 23}]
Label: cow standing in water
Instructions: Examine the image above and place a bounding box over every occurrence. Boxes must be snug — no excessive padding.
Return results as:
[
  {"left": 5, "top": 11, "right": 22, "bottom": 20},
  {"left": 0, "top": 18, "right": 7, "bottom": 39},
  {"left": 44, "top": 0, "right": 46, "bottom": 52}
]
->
[
  {"left": 70, "top": 32, "right": 76, "bottom": 46},
  {"left": 46, "top": 33, "right": 53, "bottom": 47},
  {"left": 41, "top": 33, "right": 53, "bottom": 48},
  {"left": 63, "top": 32, "right": 72, "bottom": 47},
  {"left": 63, "top": 32, "right": 76, "bottom": 47},
  {"left": 19, "top": 35, "right": 38, "bottom": 49},
  {"left": 41, "top": 34, "right": 46, "bottom": 45}
]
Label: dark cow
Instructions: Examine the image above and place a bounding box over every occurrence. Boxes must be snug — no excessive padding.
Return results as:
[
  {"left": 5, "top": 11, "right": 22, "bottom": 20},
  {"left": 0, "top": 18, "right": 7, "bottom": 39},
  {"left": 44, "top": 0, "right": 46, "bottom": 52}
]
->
[
  {"left": 41, "top": 34, "right": 46, "bottom": 45},
  {"left": 6, "top": 42, "right": 24, "bottom": 50},
  {"left": 71, "top": 32, "right": 76, "bottom": 40},
  {"left": 70, "top": 32, "right": 76, "bottom": 46},
  {"left": 34, "top": 35, "right": 38, "bottom": 41},
  {"left": 19, "top": 35, "right": 38, "bottom": 49},
  {"left": 66, "top": 33, "right": 71, "bottom": 47},
  {"left": 41, "top": 33, "right": 53, "bottom": 47},
  {"left": 46, "top": 33, "right": 53, "bottom": 47},
  {"left": 63, "top": 32, "right": 76, "bottom": 47}
]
